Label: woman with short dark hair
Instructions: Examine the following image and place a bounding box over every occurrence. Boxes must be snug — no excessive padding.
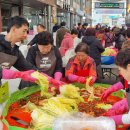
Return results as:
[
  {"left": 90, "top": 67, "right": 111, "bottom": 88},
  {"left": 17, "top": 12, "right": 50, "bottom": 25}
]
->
[
  {"left": 65, "top": 42, "right": 97, "bottom": 86},
  {"left": 27, "top": 31, "right": 62, "bottom": 77},
  {"left": 19, "top": 31, "right": 63, "bottom": 89}
]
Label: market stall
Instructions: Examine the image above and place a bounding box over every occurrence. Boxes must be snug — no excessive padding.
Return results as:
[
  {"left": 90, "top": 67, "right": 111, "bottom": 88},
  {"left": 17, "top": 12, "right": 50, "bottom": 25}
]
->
[
  {"left": 2, "top": 72, "right": 127, "bottom": 130},
  {"left": 1, "top": 71, "right": 128, "bottom": 130}
]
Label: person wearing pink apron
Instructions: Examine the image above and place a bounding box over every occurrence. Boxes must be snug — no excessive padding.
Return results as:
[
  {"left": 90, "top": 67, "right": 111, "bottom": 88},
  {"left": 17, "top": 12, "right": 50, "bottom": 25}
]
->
[{"left": 65, "top": 42, "right": 97, "bottom": 86}]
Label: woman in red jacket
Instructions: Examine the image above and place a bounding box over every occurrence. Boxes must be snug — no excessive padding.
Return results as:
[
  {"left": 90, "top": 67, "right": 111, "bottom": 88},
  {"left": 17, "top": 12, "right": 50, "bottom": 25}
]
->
[{"left": 65, "top": 42, "right": 97, "bottom": 86}]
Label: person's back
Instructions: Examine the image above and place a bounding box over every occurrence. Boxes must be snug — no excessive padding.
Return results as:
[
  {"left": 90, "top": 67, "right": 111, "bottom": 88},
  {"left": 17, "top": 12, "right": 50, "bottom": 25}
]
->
[
  {"left": 82, "top": 28, "right": 104, "bottom": 66},
  {"left": 82, "top": 28, "right": 104, "bottom": 81},
  {"left": 56, "top": 21, "right": 70, "bottom": 48},
  {"left": 52, "top": 23, "right": 59, "bottom": 33},
  {"left": 59, "top": 29, "right": 79, "bottom": 57},
  {"left": 104, "top": 28, "right": 114, "bottom": 47},
  {"left": 115, "top": 32, "right": 125, "bottom": 50},
  {"left": 59, "top": 33, "right": 73, "bottom": 57}
]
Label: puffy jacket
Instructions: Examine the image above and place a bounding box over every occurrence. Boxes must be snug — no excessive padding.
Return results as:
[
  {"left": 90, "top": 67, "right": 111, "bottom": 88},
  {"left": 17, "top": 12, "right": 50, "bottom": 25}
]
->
[
  {"left": 82, "top": 36, "right": 104, "bottom": 66},
  {"left": 59, "top": 33, "right": 73, "bottom": 57}
]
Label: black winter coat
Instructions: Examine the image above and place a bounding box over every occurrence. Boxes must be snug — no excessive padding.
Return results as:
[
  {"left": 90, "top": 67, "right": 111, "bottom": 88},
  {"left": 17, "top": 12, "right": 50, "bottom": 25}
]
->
[
  {"left": 0, "top": 34, "right": 37, "bottom": 80},
  {"left": 82, "top": 36, "right": 104, "bottom": 66}
]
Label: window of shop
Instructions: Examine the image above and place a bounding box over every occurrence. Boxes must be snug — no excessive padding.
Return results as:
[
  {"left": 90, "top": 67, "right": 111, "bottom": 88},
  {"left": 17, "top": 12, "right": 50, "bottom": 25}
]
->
[
  {"left": 23, "top": 6, "right": 47, "bottom": 30},
  {"left": 1, "top": 3, "right": 20, "bottom": 32},
  {"left": 1, "top": 4, "right": 11, "bottom": 31}
]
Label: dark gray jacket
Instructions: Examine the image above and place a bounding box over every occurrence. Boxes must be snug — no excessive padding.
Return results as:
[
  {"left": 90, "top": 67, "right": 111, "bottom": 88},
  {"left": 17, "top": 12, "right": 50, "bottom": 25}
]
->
[{"left": 82, "top": 36, "right": 105, "bottom": 65}]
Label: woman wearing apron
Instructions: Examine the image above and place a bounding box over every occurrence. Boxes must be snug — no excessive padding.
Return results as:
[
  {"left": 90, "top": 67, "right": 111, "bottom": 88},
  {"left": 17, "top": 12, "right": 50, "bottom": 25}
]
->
[
  {"left": 65, "top": 42, "right": 97, "bottom": 86},
  {"left": 104, "top": 49, "right": 130, "bottom": 126},
  {"left": 19, "top": 31, "right": 63, "bottom": 89}
]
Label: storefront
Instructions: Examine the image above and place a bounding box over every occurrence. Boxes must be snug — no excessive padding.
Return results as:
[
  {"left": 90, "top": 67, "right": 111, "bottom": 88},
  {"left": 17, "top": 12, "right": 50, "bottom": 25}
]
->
[
  {"left": 92, "top": 1, "right": 126, "bottom": 27},
  {"left": 56, "top": 0, "right": 72, "bottom": 29},
  {"left": 0, "top": 0, "right": 55, "bottom": 32}
]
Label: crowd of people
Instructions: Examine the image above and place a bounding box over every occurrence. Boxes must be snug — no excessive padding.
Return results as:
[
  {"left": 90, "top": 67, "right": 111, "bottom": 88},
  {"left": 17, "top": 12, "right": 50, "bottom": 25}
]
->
[{"left": 1, "top": 16, "right": 130, "bottom": 127}]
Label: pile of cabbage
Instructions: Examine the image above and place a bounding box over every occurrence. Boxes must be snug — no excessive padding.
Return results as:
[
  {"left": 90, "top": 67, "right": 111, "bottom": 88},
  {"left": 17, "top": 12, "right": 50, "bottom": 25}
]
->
[
  {"left": 101, "top": 47, "right": 118, "bottom": 57},
  {"left": 26, "top": 73, "right": 83, "bottom": 130}
]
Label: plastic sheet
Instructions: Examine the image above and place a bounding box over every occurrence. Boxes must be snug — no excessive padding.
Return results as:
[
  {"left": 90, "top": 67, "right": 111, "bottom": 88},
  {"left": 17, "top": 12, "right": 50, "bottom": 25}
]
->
[{"left": 52, "top": 113, "right": 116, "bottom": 130}]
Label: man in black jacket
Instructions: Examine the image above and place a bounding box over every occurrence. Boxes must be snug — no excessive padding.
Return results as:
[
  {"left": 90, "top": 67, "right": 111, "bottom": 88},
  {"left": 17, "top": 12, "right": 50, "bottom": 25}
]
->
[
  {"left": 0, "top": 16, "right": 60, "bottom": 87},
  {"left": 0, "top": 16, "right": 37, "bottom": 71},
  {"left": 27, "top": 24, "right": 46, "bottom": 48}
]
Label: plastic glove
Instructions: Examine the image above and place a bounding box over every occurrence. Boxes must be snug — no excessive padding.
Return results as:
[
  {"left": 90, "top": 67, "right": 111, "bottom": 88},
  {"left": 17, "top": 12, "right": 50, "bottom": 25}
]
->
[
  {"left": 54, "top": 72, "right": 62, "bottom": 81},
  {"left": 2, "top": 69, "right": 37, "bottom": 82},
  {"left": 41, "top": 72, "right": 64, "bottom": 89},
  {"left": 77, "top": 76, "right": 86, "bottom": 84},
  {"left": 109, "top": 115, "right": 123, "bottom": 126},
  {"left": 104, "top": 99, "right": 128, "bottom": 116},
  {"left": 68, "top": 74, "right": 86, "bottom": 83},
  {"left": 68, "top": 74, "right": 79, "bottom": 82},
  {"left": 101, "top": 82, "right": 124, "bottom": 100}
]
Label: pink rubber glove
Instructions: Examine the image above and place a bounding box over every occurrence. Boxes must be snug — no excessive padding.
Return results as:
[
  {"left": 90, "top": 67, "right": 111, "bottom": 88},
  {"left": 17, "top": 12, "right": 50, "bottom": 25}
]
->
[
  {"left": 54, "top": 72, "right": 62, "bottom": 81},
  {"left": 101, "top": 82, "right": 124, "bottom": 100},
  {"left": 68, "top": 74, "right": 86, "bottom": 83},
  {"left": 41, "top": 72, "right": 64, "bottom": 89},
  {"left": 104, "top": 99, "right": 128, "bottom": 116},
  {"left": 109, "top": 115, "right": 123, "bottom": 126},
  {"left": 2, "top": 69, "right": 37, "bottom": 82},
  {"left": 77, "top": 76, "right": 86, "bottom": 84}
]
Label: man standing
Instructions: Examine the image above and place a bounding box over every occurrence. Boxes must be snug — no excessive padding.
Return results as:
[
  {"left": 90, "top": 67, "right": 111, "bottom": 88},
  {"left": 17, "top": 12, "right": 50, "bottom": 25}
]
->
[
  {"left": 27, "top": 24, "right": 46, "bottom": 48},
  {"left": 56, "top": 21, "right": 70, "bottom": 48}
]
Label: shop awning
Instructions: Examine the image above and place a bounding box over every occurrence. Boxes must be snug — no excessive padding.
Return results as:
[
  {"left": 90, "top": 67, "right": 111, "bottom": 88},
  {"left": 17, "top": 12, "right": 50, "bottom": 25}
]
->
[
  {"left": 37, "top": 0, "right": 55, "bottom": 6},
  {"left": 0, "top": 0, "right": 55, "bottom": 7}
]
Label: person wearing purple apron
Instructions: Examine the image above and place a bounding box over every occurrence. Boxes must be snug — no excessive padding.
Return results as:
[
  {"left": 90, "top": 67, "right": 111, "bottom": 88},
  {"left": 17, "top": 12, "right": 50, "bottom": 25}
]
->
[
  {"left": 19, "top": 31, "right": 63, "bottom": 89},
  {"left": 65, "top": 42, "right": 97, "bottom": 86}
]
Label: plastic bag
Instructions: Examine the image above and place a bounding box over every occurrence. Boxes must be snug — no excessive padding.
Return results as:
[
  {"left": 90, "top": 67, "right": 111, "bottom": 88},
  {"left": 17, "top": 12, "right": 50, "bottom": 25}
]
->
[
  {"left": 52, "top": 112, "right": 116, "bottom": 130},
  {"left": 0, "top": 82, "right": 9, "bottom": 104},
  {"left": 101, "top": 56, "right": 115, "bottom": 65}
]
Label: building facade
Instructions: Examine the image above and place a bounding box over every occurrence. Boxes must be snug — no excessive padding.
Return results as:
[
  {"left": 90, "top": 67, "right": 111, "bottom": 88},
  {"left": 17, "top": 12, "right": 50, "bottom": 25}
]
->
[
  {"left": 0, "top": 0, "right": 56, "bottom": 32},
  {"left": 0, "top": 0, "right": 90, "bottom": 32}
]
